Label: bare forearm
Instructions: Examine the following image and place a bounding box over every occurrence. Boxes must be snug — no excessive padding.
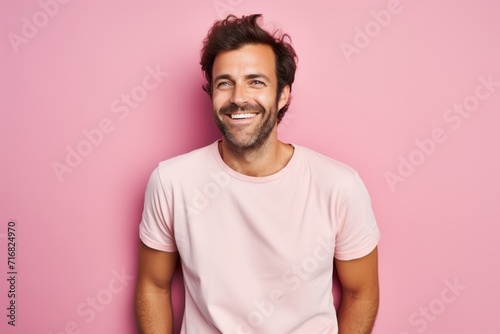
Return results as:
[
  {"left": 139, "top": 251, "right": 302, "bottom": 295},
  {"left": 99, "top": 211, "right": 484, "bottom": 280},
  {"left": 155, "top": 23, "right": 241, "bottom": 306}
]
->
[
  {"left": 337, "top": 292, "right": 379, "bottom": 334},
  {"left": 135, "top": 287, "right": 173, "bottom": 334}
]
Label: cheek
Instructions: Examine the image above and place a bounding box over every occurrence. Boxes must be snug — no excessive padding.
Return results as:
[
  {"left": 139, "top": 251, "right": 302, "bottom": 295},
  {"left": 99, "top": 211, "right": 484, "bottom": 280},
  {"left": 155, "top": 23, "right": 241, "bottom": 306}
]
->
[
  {"left": 257, "top": 91, "right": 279, "bottom": 108},
  {"left": 212, "top": 93, "right": 227, "bottom": 110},
  {"left": 249, "top": 88, "right": 271, "bottom": 100}
]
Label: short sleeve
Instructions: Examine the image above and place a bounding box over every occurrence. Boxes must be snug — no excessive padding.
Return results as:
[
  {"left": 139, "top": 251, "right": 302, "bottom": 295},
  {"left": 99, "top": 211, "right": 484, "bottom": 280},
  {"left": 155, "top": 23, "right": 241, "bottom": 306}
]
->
[
  {"left": 334, "top": 172, "right": 380, "bottom": 260},
  {"left": 139, "top": 167, "right": 177, "bottom": 252}
]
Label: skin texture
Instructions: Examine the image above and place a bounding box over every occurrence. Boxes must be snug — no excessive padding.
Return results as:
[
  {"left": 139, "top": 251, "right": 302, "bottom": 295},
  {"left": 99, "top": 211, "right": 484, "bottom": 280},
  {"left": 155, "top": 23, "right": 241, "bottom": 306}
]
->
[
  {"left": 135, "top": 43, "right": 379, "bottom": 333},
  {"left": 211, "top": 44, "right": 293, "bottom": 177},
  {"left": 336, "top": 247, "right": 379, "bottom": 333},
  {"left": 135, "top": 242, "right": 178, "bottom": 334}
]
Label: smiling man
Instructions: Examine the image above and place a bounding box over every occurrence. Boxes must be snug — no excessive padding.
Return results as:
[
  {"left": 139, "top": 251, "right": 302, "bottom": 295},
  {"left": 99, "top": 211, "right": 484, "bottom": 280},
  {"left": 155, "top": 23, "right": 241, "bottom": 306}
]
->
[{"left": 135, "top": 14, "right": 380, "bottom": 334}]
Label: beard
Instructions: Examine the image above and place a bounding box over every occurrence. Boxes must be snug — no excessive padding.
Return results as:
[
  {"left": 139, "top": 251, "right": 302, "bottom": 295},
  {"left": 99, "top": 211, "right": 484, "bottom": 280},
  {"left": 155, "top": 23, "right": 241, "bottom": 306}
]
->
[{"left": 214, "top": 101, "right": 277, "bottom": 153}]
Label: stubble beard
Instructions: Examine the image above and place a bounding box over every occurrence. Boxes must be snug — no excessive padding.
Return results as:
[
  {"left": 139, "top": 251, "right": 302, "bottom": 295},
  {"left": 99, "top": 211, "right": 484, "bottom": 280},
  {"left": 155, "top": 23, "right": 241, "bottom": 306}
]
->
[{"left": 214, "top": 102, "right": 278, "bottom": 154}]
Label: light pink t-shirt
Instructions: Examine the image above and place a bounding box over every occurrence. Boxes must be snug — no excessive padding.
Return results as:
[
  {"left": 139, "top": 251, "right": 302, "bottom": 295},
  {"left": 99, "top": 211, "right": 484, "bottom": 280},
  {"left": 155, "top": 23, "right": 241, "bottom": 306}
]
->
[{"left": 139, "top": 141, "right": 380, "bottom": 334}]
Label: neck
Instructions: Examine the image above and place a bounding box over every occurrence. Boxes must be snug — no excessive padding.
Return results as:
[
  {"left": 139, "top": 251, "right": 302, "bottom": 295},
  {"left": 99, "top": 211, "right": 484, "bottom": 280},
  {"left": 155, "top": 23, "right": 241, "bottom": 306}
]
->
[{"left": 218, "top": 134, "right": 294, "bottom": 177}]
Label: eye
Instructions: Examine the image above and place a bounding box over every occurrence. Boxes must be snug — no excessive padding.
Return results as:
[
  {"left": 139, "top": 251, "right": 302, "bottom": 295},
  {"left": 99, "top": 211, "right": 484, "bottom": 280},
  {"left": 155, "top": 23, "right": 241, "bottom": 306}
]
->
[
  {"left": 216, "top": 81, "right": 232, "bottom": 88},
  {"left": 250, "top": 80, "right": 265, "bottom": 86}
]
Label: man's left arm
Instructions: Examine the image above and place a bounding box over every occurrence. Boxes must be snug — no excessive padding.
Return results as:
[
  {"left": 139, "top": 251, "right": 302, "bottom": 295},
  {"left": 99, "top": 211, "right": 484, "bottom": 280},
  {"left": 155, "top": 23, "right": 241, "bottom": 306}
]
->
[{"left": 335, "top": 246, "right": 379, "bottom": 334}]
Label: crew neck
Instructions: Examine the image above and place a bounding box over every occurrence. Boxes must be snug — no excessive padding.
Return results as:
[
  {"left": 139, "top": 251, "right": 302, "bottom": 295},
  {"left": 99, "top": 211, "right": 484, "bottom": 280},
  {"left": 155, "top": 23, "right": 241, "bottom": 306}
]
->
[{"left": 211, "top": 140, "right": 299, "bottom": 183}]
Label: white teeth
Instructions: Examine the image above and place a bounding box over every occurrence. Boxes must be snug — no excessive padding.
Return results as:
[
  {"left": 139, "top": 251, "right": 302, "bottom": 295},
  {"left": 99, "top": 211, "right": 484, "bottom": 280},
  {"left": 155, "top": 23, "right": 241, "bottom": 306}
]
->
[{"left": 230, "top": 113, "right": 256, "bottom": 119}]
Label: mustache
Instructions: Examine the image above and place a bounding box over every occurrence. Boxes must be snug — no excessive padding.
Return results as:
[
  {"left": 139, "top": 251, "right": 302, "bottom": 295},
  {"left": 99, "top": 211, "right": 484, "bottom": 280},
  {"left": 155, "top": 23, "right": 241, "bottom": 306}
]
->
[{"left": 219, "top": 103, "right": 265, "bottom": 115}]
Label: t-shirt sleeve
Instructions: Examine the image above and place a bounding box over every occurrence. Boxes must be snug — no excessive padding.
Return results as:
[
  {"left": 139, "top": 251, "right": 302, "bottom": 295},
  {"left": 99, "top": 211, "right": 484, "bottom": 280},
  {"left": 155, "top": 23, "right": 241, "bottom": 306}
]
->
[
  {"left": 334, "top": 172, "right": 380, "bottom": 261},
  {"left": 139, "top": 167, "right": 177, "bottom": 252}
]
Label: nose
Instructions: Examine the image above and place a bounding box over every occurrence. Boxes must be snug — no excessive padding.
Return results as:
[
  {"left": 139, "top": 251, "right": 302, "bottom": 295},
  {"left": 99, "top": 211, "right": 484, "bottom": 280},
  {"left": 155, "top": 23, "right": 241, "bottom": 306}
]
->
[{"left": 229, "top": 83, "right": 248, "bottom": 107}]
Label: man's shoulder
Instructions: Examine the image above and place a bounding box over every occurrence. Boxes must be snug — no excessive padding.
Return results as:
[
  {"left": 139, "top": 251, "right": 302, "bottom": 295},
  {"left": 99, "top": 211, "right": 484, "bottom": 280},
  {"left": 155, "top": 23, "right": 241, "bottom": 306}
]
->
[
  {"left": 160, "top": 142, "right": 215, "bottom": 165},
  {"left": 155, "top": 141, "right": 217, "bottom": 177},
  {"left": 294, "top": 145, "right": 368, "bottom": 199},
  {"left": 295, "top": 144, "right": 358, "bottom": 178}
]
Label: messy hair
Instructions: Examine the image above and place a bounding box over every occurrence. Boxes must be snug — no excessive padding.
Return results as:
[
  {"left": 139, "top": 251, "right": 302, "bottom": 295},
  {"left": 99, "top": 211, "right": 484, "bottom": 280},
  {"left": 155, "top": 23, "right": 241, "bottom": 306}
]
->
[{"left": 200, "top": 14, "right": 298, "bottom": 123}]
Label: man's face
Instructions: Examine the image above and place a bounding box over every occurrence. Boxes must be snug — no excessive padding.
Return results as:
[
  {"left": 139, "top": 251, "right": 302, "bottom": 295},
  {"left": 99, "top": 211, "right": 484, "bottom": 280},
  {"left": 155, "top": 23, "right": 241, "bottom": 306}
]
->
[{"left": 211, "top": 44, "right": 288, "bottom": 151}]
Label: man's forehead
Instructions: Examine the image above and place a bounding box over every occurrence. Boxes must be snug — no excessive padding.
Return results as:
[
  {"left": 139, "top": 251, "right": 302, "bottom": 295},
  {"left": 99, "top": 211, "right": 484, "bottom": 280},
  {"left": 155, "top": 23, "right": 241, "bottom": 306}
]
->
[{"left": 212, "top": 44, "right": 276, "bottom": 77}]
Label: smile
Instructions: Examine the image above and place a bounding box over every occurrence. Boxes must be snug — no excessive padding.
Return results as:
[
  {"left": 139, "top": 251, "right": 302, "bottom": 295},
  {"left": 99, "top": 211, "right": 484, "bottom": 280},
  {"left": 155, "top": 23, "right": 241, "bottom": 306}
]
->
[{"left": 230, "top": 113, "right": 257, "bottom": 119}]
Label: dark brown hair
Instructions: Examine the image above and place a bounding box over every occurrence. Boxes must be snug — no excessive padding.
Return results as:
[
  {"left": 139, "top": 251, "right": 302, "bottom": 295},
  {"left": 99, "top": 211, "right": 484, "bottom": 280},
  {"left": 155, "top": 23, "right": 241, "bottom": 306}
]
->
[{"left": 200, "top": 14, "right": 298, "bottom": 123}]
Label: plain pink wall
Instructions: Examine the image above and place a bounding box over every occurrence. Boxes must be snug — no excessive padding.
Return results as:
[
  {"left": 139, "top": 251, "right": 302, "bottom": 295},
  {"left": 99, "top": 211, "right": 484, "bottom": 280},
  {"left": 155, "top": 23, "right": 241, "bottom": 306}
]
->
[{"left": 1, "top": 0, "right": 499, "bottom": 333}]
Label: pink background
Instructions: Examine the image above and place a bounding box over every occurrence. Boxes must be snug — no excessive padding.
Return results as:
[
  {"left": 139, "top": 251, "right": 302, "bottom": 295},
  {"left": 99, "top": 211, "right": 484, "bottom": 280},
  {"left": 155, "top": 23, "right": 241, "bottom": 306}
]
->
[{"left": 1, "top": 0, "right": 499, "bottom": 333}]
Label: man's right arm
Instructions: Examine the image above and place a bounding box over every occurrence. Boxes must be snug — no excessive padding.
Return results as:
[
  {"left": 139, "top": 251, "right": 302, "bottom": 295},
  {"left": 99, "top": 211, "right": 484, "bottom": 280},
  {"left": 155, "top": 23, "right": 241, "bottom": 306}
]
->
[{"left": 135, "top": 241, "right": 179, "bottom": 334}]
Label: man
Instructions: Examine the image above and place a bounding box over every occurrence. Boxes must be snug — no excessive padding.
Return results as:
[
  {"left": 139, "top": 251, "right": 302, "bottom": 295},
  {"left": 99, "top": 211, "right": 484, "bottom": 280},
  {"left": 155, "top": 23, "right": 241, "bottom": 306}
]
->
[{"left": 135, "top": 14, "right": 380, "bottom": 334}]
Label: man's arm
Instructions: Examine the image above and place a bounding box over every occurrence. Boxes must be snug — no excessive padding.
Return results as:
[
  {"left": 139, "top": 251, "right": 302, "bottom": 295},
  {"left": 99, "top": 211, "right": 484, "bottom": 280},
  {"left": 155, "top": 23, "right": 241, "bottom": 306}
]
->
[
  {"left": 335, "top": 246, "right": 379, "bottom": 334},
  {"left": 135, "top": 241, "right": 178, "bottom": 334}
]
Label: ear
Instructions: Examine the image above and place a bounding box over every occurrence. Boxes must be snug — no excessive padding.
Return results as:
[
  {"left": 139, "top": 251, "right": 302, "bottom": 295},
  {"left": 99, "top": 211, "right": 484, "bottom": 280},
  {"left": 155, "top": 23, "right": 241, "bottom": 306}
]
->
[{"left": 277, "top": 85, "right": 291, "bottom": 111}]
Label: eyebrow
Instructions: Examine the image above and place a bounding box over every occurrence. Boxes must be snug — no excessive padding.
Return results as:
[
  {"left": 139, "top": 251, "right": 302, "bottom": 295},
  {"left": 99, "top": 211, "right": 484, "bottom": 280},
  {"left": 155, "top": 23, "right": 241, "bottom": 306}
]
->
[{"left": 213, "top": 73, "right": 271, "bottom": 83}]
